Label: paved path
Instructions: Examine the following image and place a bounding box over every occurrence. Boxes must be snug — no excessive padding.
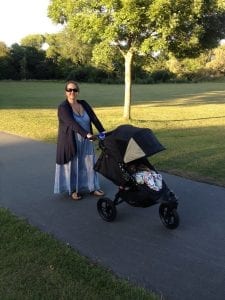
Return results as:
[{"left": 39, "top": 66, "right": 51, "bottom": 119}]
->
[{"left": 0, "top": 131, "right": 225, "bottom": 300}]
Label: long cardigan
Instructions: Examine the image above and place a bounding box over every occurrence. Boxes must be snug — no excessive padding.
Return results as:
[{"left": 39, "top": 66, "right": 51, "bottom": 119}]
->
[{"left": 56, "top": 99, "right": 105, "bottom": 165}]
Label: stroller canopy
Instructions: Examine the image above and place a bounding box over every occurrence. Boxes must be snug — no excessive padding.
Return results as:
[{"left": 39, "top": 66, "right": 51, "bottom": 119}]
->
[
  {"left": 104, "top": 124, "right": 165, "bottom": 163},
  {"left": 94, "top": 125, "right": 165, "bottom": 186}
]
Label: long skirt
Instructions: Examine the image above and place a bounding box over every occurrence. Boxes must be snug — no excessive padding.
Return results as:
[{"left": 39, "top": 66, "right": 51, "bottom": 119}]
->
[{"left": 54, "top": 135, "right": 100, "bottom": 195}]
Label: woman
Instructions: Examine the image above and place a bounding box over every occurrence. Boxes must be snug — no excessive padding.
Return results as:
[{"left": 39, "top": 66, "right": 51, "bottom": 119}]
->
[{"left": 54, "top": 80, "right": 105, "bottom": 200}]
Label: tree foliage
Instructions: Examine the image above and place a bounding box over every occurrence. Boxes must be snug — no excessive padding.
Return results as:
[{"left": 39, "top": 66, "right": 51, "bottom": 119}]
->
[
  {"left": 0, "top": 42, "right": 9, "bottom": 57},
  {"left": 20, "top": 34, "right": 45, "bottom": 50},
  {"left": 0, "top": 42, "right": 13, "bottom": 79},
  {"left": 206, "top": 45, "right": 225, "bottom": 74}
]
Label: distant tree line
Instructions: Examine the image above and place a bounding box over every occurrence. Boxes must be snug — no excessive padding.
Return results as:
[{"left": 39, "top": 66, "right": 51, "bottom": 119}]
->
[{"left": 1, "top": 34, "right": 225, "bottom": 83}]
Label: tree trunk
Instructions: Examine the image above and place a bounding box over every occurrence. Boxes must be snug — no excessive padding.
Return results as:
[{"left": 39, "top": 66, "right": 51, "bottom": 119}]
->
[{"left": 123, "top": 51, "right": 133, "bottom": 119}]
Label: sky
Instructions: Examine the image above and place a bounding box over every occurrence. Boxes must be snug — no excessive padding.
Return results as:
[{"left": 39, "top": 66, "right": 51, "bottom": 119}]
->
[{"left": 0, "top": 0, "right": 62, "bottom": 46}]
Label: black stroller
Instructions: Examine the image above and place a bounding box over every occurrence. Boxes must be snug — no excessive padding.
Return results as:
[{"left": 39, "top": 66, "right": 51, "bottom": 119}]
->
[{"left": 94, "top": 125, "right": 180, "bottom": 229}]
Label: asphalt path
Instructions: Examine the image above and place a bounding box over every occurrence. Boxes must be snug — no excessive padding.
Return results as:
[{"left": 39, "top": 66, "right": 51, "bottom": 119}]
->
[{"left": 0, "top": 131, "right": 225, "bottom": 300}]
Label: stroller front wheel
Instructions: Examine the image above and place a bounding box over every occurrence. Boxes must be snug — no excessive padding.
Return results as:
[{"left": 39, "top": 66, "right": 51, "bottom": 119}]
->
[
  {"left": 97, "top": 197, "right": 117, "bottom": 222},
  {"left": 159, "top": 203, "right": 180, "bottom": 229}
]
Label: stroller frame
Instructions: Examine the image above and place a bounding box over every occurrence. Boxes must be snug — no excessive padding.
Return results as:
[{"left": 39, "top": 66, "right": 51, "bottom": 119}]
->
[{"left": 95, "top": 125, "right": 180, "bottom": 229}]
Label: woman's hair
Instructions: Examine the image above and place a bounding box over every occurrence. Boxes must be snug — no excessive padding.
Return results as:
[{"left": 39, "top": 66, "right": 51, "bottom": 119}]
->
[{"left": 64, "top": 80, "right": 80, "bottom": 92}]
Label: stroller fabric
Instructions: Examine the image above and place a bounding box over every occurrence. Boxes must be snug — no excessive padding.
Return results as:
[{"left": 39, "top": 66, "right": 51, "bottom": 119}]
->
[{"left": 94, "top": 125, "right": 165, "bottom": 186}]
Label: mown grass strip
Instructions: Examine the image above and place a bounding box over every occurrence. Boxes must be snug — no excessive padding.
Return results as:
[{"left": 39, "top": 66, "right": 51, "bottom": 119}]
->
[{"left": 0, "top": 208, "right": 159, "bottom": 300}]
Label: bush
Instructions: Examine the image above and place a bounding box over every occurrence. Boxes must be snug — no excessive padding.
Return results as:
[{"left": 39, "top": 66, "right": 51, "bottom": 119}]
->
[
  {"left": 66, "top": 66, "right": 122, "bottom": 83},
  {"left": 151, "top": 69, "right": 175, "bottom": 83}
]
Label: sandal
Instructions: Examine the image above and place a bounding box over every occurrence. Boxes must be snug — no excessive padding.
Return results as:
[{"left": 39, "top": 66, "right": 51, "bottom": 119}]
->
[
  {"left": 71, "top": 192, "right": 82, "bottom": 200},
  {"left": 90, "top": 189, "right": 105, "bottom": 196}
]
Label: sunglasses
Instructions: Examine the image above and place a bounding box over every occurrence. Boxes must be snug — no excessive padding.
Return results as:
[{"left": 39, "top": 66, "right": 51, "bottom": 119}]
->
[{"left": 66, "top": 88, "right": 78, "bottom": 93}]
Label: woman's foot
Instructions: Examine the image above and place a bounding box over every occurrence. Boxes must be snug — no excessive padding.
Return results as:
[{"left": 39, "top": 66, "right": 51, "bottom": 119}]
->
[
  {"left": 71, "top": 192, "right": 82, "bottom": 200},
  {"left": 90, "top": 189, "right": 105, "bottom": 196}
]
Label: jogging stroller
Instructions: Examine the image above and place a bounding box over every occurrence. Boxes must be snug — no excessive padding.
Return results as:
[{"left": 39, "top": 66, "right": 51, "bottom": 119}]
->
[{"left": 94, "top": 125, "right": 180, "bottom": 229}]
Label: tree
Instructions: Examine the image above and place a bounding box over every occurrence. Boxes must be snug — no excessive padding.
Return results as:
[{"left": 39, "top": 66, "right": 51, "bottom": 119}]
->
[
  {"left": 0, "top": 42, "right": 14, "bottom": 79},
  {"left": 20, "top": 34, "right": 45, "bottom": 50},
  {"left": 44, "top": 33, "right": 81, "bottom": 79},
  {"left": 48, "top": 0, "right": 225, "bottom": 119},
  {"left": 0, "top": 41, "right": 9, "bottom": 57},
  {"left": 9, "top": 44, "right": 26, "bottom": 79},
  {"left": 44, "top": 31, "right": 92, "bottom": 65},
  {"left": 57, "top": 30, "right": 93, "bottom": 65},
  {"left": 8, "top": 43, "right": 58, "bottom": 80}
]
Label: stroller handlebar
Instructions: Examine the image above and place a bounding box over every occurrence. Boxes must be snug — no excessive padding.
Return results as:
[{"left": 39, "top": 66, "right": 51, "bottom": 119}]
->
[
  {"left": 97, "top": 132, "right": 106, "bottom": 140},
  {"left": 87, "top": 132, "right": 106, "bottom": 142}
]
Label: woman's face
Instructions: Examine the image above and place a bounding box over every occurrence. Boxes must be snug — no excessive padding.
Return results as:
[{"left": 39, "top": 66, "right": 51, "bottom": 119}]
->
[{"left": 65, "top": 83, "right": 79, "bottom": 103}]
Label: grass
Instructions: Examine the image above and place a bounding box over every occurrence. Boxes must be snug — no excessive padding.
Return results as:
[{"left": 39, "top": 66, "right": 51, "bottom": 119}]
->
[
  {"left": 0, "top": 80, "right": 225, "bottom": 299},
  {"left": 0, "top": 207, "right": 158, "bottom": 300},
  {"left": 0, "top": 80, "right": 225, "bottom": 186}
]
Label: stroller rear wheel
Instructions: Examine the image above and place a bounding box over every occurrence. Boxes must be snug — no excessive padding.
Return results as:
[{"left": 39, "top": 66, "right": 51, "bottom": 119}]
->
[
  {"left": 159, "top": 203, "right": 179, "bottom": 229},
  {"left": 97, "top": 197, "right": 117, "bottom": 222}
]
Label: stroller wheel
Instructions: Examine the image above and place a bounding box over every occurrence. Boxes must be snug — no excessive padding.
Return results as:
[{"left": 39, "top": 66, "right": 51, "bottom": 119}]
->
[
  {"left": 97, "top": 197, "right": 117, "bottom": 222},
  {"left": 159, "top": 203, "right": 179, "bottom": 229}
]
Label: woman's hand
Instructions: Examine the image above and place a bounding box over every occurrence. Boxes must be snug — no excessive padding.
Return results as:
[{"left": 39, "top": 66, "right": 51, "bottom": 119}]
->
[{"left": 86, "top": 133, "right": 96, "bottom": 141}]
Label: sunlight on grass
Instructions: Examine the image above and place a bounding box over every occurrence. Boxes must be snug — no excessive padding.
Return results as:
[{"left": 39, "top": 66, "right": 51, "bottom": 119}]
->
[
  {"left": 0, "top": 109, "right": 58, "bottom": 142},
  {"left": 0, "top": 81, "right": 225, "bottom": 186},
  {"left": 2, "top": 102, "right": 224, "bottom": 140}
]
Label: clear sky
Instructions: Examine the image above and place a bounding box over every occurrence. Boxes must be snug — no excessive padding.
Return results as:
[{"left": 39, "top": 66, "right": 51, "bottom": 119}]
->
[{"left": 0, "top": 0, "right": 62, "bottom": 46}]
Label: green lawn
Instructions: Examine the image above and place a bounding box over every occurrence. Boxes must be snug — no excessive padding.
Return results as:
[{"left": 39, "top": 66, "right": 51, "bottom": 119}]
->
[{"left": 1, "top": 80, "right": 225, "bottom": 186}]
